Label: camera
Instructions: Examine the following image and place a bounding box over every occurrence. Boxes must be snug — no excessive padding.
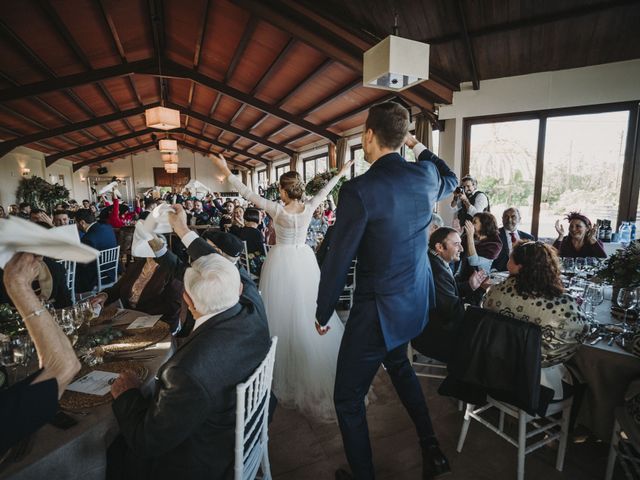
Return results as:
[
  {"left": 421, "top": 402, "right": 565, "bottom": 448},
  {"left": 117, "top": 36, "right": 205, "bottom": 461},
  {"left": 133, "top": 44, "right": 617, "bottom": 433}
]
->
[{"left": 455, "top": 186, "right": 464, "bottom": 195}]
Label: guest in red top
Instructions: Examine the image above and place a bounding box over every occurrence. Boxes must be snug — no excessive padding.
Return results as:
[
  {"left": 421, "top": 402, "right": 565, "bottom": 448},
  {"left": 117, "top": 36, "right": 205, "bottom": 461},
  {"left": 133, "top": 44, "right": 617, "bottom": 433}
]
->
[{"left": 553, "top": 212, "right": 606, "bottom": 258}]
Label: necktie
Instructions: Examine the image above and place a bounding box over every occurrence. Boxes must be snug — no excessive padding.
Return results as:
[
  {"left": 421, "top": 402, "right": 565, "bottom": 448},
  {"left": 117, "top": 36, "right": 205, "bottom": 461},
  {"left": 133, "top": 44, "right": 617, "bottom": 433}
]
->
[{"left": 510, "top": 231, "right": 517, "bottom": 246}]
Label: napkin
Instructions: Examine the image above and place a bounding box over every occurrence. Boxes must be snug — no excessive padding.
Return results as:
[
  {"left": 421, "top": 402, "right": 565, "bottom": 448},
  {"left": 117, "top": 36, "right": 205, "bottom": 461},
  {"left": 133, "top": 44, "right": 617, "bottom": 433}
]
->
[
  {"left": 0, "top": 217, "right": 99, "bottom": 268},
  {"left": 130, "top": 204, "right": 173, "bottom": 257},
  {"left": 184, "top": 179, "right": 210, "bottom": 193},
  {"left": 98, "top": 181, "right": 118, "bottom": 195}
]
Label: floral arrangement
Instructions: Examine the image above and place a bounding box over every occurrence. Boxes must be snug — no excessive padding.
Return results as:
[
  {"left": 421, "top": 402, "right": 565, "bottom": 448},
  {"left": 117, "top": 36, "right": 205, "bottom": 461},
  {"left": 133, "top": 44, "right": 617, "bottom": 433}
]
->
[
  {"left": 264, "top": 182, "right": 280, "bottom": 201},
  {"left": 16, "top": 176, "right": 69, "bottom": 213},
  {"left": 597, "top": 240, "right": 640, "bottom": 287},
  {"left": 305, "top": 169, "right": 345, "bottom": 204}
]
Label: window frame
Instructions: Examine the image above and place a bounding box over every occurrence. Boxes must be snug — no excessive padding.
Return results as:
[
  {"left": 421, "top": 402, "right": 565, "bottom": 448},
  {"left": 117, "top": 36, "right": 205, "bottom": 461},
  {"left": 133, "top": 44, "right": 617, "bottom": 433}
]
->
[
  {"left": 303, "top": 152, "right": 328, "bottom": 182},
  {"left": 462, "top": 101, "right": 640, "bottom": 237},
  {"left": 256, "top": 169, "right": 267, "bottom": 188},
  {"left": 275, "top": 163, "right": 290, "bottom": 180}
]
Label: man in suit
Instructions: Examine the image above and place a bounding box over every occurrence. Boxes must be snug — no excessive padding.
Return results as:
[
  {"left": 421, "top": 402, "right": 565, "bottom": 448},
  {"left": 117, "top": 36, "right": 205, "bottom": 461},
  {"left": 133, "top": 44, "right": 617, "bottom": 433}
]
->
[
  {"left": 107, "top": 205, "right": 271, "bottom": 480},
  {"left": 412, "top": 227, "right": 490, "bottom": 363},
  {"left": 316, "top": 102, "right": 458, "bottom": 480},
  {"left": 491, "top": 207, "right": 535, "bottom": 272},
  {"left": 74, "top": 208, "right": 117, "bottom": 292}
]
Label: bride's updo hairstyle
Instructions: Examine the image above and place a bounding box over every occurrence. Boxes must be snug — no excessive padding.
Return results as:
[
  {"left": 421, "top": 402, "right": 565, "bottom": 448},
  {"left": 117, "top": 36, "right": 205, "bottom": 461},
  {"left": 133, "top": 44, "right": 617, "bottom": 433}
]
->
[{"left": 279, "top": 171, "right": 305, "bottom": 200}]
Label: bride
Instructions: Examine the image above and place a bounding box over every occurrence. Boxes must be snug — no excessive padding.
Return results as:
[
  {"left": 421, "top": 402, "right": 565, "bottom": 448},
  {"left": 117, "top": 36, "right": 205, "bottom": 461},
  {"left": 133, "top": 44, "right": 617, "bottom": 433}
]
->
[{"left": 212, "top": 154, "right": 353, "bottom": 422}]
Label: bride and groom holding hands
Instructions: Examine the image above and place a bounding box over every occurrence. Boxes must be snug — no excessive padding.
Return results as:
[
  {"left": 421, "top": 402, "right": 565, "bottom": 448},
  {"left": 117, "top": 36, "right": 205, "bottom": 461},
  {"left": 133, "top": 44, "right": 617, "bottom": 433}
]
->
[{"left": 213, "top": 101, "right": 457, "bottom": 480}]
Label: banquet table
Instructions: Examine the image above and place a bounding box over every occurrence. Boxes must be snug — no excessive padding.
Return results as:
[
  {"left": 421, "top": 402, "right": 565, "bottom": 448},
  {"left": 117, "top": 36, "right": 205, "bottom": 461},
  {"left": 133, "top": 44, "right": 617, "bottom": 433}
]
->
[
  {"left": 568, "top": 294, "right": 640, "bottom": 441},
  {"left": 0, "top": 310, "right": 175, "bottom": 480}
]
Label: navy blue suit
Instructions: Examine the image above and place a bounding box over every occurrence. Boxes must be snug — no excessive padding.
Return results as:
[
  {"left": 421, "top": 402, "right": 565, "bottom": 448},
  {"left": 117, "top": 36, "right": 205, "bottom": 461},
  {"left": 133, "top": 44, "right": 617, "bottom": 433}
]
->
[
  {"left": 316, "top": 148, "right": 456, "bottom": 478},
  {"left": 491, "top": 227, "right": 535, "bottom": 272},
  {"left": 75, "top": 222, "right": 118, "bottom": 292}
]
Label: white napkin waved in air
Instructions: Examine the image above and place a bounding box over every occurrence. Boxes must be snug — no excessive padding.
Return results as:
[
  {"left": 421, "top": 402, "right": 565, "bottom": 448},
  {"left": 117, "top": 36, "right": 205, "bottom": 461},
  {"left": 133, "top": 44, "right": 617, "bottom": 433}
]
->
[
  {"left": 98, "top": 181, "right": 118, "bottom": 195},
  {"left": 130, "top": 204, "right": 174, "bottom": 258},
  {"left": 184, "top": 179, "right": 210, "bottom": 193},
  {"left": 0, "top": 216, "right": 99, "bottom": 268}
]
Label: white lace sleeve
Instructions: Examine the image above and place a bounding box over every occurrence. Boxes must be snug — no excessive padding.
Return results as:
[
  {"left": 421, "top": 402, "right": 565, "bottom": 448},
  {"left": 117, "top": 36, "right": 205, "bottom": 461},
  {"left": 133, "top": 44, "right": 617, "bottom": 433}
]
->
[
  {"left": 226, "top": 174, "right": 279, "bottom": 218},
  {"left": 307, "top": 173, "right": 343, "bottom": 212}
]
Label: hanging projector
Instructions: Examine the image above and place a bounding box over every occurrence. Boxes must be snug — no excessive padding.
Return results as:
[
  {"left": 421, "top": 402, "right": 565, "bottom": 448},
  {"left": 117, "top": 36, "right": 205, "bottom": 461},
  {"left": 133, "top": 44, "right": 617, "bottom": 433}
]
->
[{"left": 363, "top": 35, "right": 429, "bottom": 91}]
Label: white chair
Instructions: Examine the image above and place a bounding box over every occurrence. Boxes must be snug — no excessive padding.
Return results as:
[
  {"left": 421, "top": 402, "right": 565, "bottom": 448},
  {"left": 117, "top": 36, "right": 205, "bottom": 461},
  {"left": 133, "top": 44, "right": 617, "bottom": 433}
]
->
[
  {"left": 339, "top": 259, "right": 357, "bottom": 309},
  {"left": 605, "top": 407, "right": 640, "bottom": 480},
  {"left": 96, "top": 246, "right": 120, "bottom": 291},
  {"left": 457, "top": 396, "right": 573, "bottom": 480},
  {"left": 240, "top": 241, "right": 251, "bottom": 274},
  {"left": 234, "top": 336, "right": 278, "bottom": 480},
  {"left": 56, "top": 259, "right": 77, "bottom": 305}
]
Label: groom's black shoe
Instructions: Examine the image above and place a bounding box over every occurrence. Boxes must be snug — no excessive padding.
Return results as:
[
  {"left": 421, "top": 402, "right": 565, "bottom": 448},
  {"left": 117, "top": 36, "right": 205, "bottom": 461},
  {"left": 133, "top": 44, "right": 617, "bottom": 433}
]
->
[
  {"left": 335, "top": 468, "right": 355, "bottom": 480},
  {"left": 422, "top": 444, "right": 451, "bottom": 479}
]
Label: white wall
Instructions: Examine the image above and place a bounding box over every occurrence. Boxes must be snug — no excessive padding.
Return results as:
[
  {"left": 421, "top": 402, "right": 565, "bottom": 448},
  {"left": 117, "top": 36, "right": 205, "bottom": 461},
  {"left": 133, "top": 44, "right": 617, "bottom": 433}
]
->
[{"left": 436, "top": 59, "right": 640, "bottom": 225}]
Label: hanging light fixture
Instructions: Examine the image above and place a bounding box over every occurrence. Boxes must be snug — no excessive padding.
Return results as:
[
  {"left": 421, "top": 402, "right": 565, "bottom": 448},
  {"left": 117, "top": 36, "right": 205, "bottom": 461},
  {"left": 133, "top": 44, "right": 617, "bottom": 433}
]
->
[
  {"left": 165, "top": 163, "right": 178, "bottom": 174},
  {"left": 145, "top": 35, "right": 180, "bottom": 130},
  {"left": 363, "top": 13, "right": 429, "bottom": 91},
  {"left": 159, "top": 138, "right": 178, "bottom": 153},
  {"left": 162, "top": 153, "right": 179, "bottom": 164}
]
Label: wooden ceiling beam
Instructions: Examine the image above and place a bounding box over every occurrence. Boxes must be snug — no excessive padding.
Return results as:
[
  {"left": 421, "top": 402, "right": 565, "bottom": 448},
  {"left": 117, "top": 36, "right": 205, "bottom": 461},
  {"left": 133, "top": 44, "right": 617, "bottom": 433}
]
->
[
  {"left": 201, "top": 92, "right": 221, "bottom": 136},
  {"left": 455, "top": 0, "right": 479, "bottom": 91},
  {"left": 165, "top": 101, "right": 293, "bottom": 156},
  {"left": 224, "top": 16, "right": 257, "bottom": 84},
  {"left": 0, "top": 102, "right": 160, "bottom": 158},
  {"left": 232, "top": 0, "right": 448, "bottom": 108},
  {"left": 320, "top": 94, "right": 395, "bottom": 128},
  {"left": 171, "top": 129, "right": 268, "bottom": 165},
  {"left": 426, "top": 0, "right": 638, "bottom": 45},
  {"left": 45, "top": 128, "right": 155, "bottom": 166},
  {"left": 177, "top": 140, "right": 248, "bottom": 168},
  {"left": 184, "top": 0, "right": 211, "bottom": 131},
  {"left": 73, "top": 141, "right": 156, "bottom": 171},
  {"left": 298, "top": 78, "right": 361, "bottom": 117},
  {"left": 162, "top": 59, "right": 339, "bottom": 143}
]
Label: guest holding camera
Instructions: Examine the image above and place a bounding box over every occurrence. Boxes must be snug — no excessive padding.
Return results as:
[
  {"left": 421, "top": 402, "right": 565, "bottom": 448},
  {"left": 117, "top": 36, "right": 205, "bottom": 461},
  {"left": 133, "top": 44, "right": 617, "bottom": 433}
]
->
[{"left": 450, "top": 175, "right": 490, "bottom": 226}]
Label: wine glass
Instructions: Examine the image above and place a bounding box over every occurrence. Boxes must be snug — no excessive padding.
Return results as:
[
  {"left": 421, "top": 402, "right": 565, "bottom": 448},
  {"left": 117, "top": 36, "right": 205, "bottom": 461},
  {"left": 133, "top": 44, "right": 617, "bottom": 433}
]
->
[
  {"left": 0, "top": 338, "right": 13, "bottom": 367},
  {"left": 11, "top": 335, "right": 34, "bottom": 379},
  {"left": 584, "top": 284, "right": 605, "bottom": 320},
  {"left": 617, "top": 288, "right": 638, "bottom": 331},
  {"left": 58, "top": 308, "right": 78, "bottom": 346},
  {"left": 574, "top": 257, "right": 587, "bottom": 277},
  {"left": 562, "top": 257, "right": 575, "bottom": 275}
]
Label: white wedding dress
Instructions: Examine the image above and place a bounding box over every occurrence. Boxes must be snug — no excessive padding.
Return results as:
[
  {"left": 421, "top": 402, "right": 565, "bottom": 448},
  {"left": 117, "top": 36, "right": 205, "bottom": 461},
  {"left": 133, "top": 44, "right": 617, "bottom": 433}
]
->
[{"left": 227, "top": 174, "right": 344, "bottom": 422}]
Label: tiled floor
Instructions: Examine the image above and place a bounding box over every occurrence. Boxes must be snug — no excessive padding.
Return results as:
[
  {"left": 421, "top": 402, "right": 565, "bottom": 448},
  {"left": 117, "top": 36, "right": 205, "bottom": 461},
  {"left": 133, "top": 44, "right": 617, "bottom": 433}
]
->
[{"left": 269, "top": 367, "right": 617, "bottom": 480}]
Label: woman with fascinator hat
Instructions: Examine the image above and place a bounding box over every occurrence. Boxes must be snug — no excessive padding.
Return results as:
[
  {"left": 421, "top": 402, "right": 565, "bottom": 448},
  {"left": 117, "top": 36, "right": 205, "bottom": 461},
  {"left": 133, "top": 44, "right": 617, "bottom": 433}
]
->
[
  {"left": 553, "top": 211, "right": 606, "bottom": 258},
  {"left": 211, "top": 153, "right": 354, "bottom": 423}
]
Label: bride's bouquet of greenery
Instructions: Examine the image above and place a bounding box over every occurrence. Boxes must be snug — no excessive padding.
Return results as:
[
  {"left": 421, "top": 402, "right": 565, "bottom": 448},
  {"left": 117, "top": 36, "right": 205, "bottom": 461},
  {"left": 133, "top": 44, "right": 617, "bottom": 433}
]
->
[{"left": 305, "top": 169, "right": 346, "bottom": 204}]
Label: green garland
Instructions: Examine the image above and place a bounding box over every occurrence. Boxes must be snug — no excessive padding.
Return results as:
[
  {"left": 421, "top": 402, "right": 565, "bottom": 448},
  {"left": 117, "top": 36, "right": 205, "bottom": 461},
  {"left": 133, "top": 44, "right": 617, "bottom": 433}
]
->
[
  {"left": 596, "top": 240, "right": 640, "bottom": 288},
  {"left": 15, "top": 176, "right": 69, "bottom": 214}
]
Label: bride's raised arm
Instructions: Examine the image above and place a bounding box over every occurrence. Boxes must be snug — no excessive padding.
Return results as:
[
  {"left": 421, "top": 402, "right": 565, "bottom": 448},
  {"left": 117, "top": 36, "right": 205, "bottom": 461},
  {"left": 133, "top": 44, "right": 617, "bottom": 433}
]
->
[
  {"left": 210, "top": 154, "right": 279, "bottom": 218},
  {"left": 307, "top": 160, "right": 355, "bottom": 212}
]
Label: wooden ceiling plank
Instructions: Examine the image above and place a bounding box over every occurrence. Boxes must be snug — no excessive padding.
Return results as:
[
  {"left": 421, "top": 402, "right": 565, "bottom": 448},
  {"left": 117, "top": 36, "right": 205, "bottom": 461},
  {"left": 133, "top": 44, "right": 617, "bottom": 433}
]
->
[
  {"left": 165, "top": 101, "right": 293, "bottom": 156},
  {"left": 173, "top": 128, "right": 268, "bottom": 165},
  {"left": 73, "top": 141, "right": 157, "bottom": 171},
  {"left": 178, "top": 140, "right": 248, "bottom": 167},
  {"left": 184, "top": 0, "right": 212, "bottom": 132},
  {"left": 455, "top": 0, "right": 480, "bottom": 90},
  {"left": 162, "top": 59, "right": 339, "bottom": 142},
  {"left": 224, "top": 16, "right": 258, "bottom": 84},
  {"left": 320, "top": 93, "right": 396, "bottom": 128},
  {"left": 201, "top": 92, "right": 221, "bottom": 136},
  {"left": 0, "top": 103, "right": 160, "bottom": 157},
  {"left": 298, "top": 78, "right": 360, "bottom": 117},
  {"left": 45, "top": 128, "right": 155, "bottom": 166}
]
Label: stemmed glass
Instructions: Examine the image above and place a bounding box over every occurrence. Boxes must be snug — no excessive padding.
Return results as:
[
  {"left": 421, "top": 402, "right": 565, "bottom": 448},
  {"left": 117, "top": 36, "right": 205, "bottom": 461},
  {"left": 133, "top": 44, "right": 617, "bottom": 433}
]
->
[
  {"left": 574, "top": 257, "right": 587, "bottom": 277},
  {"left": 11, "top": 335, "right": 34, "bottom": 379},
  {"left": 0, "top": 337, "right": 13, "bottom": 367},
  {"left": 58, "top": 308, "right": 78, "bottom": 346},
  {"left": 562, "top": 257, "right": 575, "bottom": 275},
  {"left": 617, "top": 288, "right": 638, "bottom": 331},
  {"left": 583, "top": 284, "right": 605, "bottom": 320}
]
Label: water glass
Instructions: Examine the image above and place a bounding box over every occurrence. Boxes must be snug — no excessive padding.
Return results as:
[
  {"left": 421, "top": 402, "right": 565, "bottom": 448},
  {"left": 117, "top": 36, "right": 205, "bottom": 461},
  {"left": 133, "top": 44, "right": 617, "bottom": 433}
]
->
[
  {"left": 562, "top": 257, "right": 575, "bottom": 275},
  {"left": 584, "top": 284, "right": 605, "bottom": 320},
  {"left": 0, "top": 338, "right": 13, "bottom": 366},
  {"left": 574, "top": 257, "right": 587, "bottom": 277}
]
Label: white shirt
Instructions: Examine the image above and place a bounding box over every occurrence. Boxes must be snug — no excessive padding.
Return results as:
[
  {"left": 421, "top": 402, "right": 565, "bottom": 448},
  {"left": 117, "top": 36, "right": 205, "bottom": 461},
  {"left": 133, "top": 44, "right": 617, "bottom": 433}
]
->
[
  {"left": 505, "top": 229, "right": 520, "bottom": 252},
  {"left": 450, "top": 191, "right": 489, "bottom": 216}
]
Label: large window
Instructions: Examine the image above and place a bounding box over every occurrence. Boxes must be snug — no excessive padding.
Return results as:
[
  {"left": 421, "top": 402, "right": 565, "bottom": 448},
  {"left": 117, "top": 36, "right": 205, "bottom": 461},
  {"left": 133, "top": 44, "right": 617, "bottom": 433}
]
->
[
  {"left": 257, "top": 169, "right": 267, "bottom": 188},
  {"left": 303, "top": 153, "right": 328, "bottom": 182},
  {"left": 468, "top": 119, "right": 538, "bottom": 236},
  {"left": 275, "top": 163, "right": 290, "bottom": 180},
  {"left": 464, "top": 103, "right": 638, "bottom": 238}
]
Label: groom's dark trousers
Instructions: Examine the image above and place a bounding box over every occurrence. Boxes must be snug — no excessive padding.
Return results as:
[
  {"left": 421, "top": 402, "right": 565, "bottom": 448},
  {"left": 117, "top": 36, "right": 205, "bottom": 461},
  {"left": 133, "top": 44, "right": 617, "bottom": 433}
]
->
[{"left": 316, "top": 148, "right": 457, "bottom": 479}]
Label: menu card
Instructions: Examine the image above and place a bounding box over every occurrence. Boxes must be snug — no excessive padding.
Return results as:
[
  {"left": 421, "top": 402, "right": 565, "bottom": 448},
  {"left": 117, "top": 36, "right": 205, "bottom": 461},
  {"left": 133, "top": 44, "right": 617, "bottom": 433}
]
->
[
  {"left": 66, "top": 370, "right": 120, "bottom": 396},
  {"left": 127, "top": 315, "right": 162, "bottom": 330}
]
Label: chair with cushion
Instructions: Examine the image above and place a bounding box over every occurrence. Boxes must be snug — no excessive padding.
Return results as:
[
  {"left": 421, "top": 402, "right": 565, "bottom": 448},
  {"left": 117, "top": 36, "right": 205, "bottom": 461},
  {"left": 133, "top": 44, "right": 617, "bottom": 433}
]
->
[
  {"left": 442, "top": 306, "right": 572, "bottom": 480},
  {"left": 96, "top": 246, "right": 120, "bottom": 291},
  {"left": 234, "top": 336, "right": 278, "bottom": 480}
]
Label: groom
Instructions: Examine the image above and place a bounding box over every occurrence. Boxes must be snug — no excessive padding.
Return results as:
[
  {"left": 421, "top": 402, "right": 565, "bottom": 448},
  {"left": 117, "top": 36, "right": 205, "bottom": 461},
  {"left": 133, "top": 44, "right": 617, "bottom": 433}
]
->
[{"left": 316, "top": 102, "right": 457, "bottom": 480}]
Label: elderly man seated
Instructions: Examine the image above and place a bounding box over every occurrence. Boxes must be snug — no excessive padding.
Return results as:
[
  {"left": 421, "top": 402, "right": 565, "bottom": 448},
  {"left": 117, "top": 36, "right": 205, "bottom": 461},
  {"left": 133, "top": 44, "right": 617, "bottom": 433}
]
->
[
  {"left": 106, "top": 205, "right": 270, "bottom": 480},
  {"left": 492, "top": 207, "right": 535, "bottom": 272}
]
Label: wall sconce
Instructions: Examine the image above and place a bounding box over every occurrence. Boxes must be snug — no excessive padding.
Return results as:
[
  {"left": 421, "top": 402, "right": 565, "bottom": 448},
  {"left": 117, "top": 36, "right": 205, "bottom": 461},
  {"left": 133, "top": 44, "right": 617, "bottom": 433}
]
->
[{"left": 21, "top": 167, "right": 31, "bottom": 176}]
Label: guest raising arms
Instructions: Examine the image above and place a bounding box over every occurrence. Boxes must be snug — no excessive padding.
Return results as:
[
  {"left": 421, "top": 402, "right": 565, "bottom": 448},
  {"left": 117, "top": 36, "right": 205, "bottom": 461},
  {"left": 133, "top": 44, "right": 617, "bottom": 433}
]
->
[{"left": 553, "top": 211, "right": 606, "bottom": 258}]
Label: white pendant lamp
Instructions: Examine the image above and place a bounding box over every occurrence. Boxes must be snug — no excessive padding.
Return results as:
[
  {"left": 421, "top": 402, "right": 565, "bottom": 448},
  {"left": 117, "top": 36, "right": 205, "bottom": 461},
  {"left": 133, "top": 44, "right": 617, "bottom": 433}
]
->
[
  {"left": 159, "top": 138, "right": 178, "bottom": 153},
  {"left": 145, "top": 106, "right": 180, "bottom": 130}
]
